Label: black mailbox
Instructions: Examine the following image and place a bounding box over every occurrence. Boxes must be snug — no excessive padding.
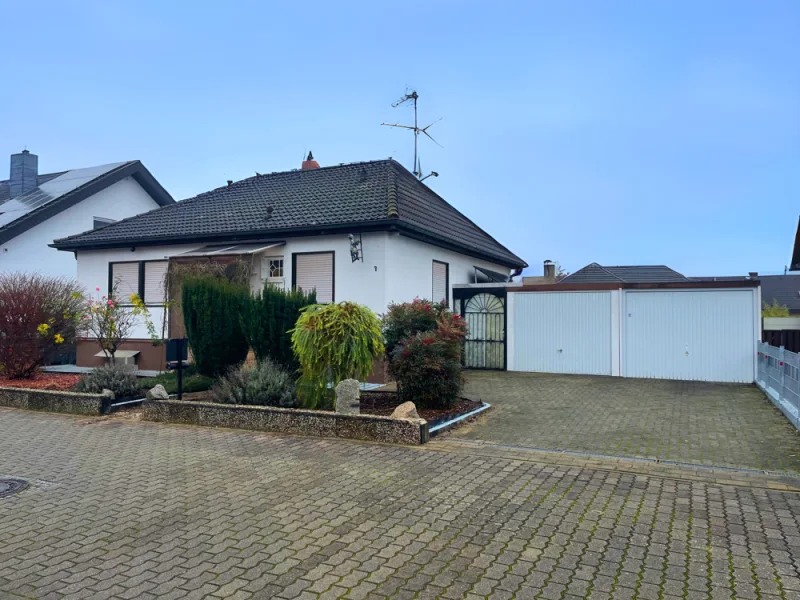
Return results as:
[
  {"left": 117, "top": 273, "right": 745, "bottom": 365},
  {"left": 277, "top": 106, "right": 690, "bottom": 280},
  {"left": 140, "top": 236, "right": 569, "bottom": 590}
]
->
[{"left": 166, "top": 338, "right": 188, "bottom": 363}]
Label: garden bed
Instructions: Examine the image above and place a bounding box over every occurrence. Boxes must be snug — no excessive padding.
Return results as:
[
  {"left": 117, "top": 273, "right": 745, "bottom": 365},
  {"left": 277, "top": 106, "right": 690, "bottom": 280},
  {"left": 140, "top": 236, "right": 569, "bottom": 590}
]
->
[
  {"left": 360, "top": 391, "right": 485, "bottom": 429},
  {"left": 0, "top": 372, "right": 81, "bottom": 391}
]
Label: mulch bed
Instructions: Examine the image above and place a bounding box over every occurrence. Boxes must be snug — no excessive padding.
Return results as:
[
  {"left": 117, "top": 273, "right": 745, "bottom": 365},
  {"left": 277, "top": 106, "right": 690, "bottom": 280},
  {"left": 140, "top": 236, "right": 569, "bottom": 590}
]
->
[
  {"left": 360, "top": 391, "right": 483, "bottom": 427},
  {"left": 0, "top": 372, "right": 81, "bottom": 391}
]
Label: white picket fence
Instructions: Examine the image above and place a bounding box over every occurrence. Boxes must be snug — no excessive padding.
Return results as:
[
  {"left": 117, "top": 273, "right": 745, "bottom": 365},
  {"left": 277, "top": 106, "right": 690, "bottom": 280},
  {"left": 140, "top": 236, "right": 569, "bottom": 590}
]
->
[{"left": 756, "top": 341, "right": 800, "bottom": 431}]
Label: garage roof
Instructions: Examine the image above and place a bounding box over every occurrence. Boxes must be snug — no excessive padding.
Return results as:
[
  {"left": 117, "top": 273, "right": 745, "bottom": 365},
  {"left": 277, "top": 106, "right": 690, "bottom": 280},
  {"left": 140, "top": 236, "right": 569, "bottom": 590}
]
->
[{"left": 561, "top": 263, "right": 689, "bottom": 284}]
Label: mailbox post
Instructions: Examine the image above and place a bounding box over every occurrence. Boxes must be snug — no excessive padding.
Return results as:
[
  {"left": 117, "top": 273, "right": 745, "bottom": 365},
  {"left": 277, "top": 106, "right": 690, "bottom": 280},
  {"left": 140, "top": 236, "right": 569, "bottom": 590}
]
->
[{"left": 165, "top": 338, "right": 189, "bottom": 400}]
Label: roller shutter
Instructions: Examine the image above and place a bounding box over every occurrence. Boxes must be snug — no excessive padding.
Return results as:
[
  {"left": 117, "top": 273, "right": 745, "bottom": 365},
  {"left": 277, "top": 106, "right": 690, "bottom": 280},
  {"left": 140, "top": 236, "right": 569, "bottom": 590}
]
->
[
  {"left": 432, "top": 261, "right": 449, "bottom": 306},
  {"left": 294, "top": 252, "right": 334, "bottom": 303},
  {"left": 111, "top": 263, "right": 139, "bottom": 299},
  {"left": 144, "top": 261, "right": 168, "bottom": 304}
]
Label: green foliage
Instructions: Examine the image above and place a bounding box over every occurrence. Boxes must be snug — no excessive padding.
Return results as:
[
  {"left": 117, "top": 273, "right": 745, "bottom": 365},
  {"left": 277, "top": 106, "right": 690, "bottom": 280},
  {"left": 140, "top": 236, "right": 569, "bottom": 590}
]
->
[
  {"left": 208, "top": 359, "right": 297, "bottom": 407},
  {"left": 242, "top": 285, "right": 316, "bottom": 372},
  {"left": 387, "top": 304, "right": 468, "bottom": 410},
  {"left": 291, "top": 302, "right": 384, "bottom": 410},
  {"left": 763, "top": 299, "right": 791, "bottom": 318},
  {"left": 182, "top": 276, "right": 250, "bottom": 377},
  {"left": 382, "top": 298, "right": 448, "bottom": 359},
  {"left": 80, "top": 282, "right": 159, "bottom": 364},
  {"left": 73, "top": 364, "right": 142, "bottom": 399},
  {"left": 0, "top": 272, "right": 84, "bottom": 379},
  {"left": 147, "top": 366, "right": 215, "bottom": 394}
]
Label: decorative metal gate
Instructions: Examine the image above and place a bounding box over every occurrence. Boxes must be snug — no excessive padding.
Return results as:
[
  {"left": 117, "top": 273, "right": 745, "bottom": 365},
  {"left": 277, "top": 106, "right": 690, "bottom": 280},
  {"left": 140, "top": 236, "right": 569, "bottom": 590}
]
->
[{"left": 462, "top": 292, "right": 506, "bottom": 369}]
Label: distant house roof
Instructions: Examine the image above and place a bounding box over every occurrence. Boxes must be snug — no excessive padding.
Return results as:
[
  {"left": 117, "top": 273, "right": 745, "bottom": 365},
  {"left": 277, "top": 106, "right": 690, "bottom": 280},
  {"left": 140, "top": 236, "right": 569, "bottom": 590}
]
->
[
  {"left": 0, "top": 171, "right": 64, "bottom": 203},
  {"left": 0, "top": 161, "right": 174, "bottom": 245},
  {"left": 756, "top": 275, "right": 800, "bottom": 313},
  {"left": 52, "top": 159, "right": 527, "bottom": 268},
  {"left": 561, "top": 263, "right": 689, "bottom": 284}
]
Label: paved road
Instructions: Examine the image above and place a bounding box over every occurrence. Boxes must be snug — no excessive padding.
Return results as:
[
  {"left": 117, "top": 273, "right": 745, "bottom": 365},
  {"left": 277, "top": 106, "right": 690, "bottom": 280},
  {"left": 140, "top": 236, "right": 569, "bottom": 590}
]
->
[
  {"left": 3, "top": 408, "right": 800, "bottom": 599},
  {"left": 454, "top": 371, "right": 800, "bottom": 474}
]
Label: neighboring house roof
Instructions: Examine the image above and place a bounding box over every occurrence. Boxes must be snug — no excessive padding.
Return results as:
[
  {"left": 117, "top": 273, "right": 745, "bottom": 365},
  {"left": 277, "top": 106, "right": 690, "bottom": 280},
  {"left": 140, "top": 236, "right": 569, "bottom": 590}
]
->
[
  {"left": 561, "top": 263, "right": 689, "bottom": 283},
  {"left": 0, "top": 161, "right": 174, "bottom": 245},
  {"left": 791, "top": 217, "right": 800, "bottom": 271},
  {"left": 756, "top": 275, "right": 800, "bottom": 312},
  {"left": 0, "top": 172, "right": 64, "bottom": 203},
  {"left": 51, "top": 159, "right": 527, "bottom": 268}
]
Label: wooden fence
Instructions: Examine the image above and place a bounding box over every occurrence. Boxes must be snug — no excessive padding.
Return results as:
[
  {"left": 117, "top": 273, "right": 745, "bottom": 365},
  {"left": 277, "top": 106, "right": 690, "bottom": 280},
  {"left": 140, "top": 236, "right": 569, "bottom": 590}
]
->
[{"left": 762, "top": 330, "right": 800, "bottom": 353}]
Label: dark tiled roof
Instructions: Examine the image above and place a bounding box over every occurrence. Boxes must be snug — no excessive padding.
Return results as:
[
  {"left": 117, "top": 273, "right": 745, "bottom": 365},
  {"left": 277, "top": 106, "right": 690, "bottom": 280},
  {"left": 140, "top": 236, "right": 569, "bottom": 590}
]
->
[
  {"left": 0, "top": 171, "right": 64, "bottom": 203},
  {"left": 562, "top": 263, "right": 689, "bottom": 283},
  {"left": 52, "top": 159, "right": 527, "bottom": 268},
  {"left": 757, "top": 275, "right": 800, "bottom": 312}
]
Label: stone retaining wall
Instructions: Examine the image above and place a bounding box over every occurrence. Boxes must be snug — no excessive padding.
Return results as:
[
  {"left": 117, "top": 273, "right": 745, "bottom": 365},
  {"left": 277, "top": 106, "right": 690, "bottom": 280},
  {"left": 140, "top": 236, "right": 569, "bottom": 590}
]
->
[
  {"left": 143, "top": 399, "right": 429, "bottom": 445},
  {"left": 0, "top": 387, "right": 104, "bottom": 416}
]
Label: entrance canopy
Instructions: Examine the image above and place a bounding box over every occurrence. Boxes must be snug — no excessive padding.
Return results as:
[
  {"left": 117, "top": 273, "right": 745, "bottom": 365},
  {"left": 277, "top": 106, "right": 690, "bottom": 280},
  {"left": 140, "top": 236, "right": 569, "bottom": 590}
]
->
[{"left": 175, "top": 242, "right": 285, "bottom": 257}]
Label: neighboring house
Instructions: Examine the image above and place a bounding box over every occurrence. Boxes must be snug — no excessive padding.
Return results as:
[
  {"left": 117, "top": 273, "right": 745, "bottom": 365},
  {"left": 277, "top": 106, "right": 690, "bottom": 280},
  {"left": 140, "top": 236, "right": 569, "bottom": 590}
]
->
[
  {"left": 755, "top": 274, "right": 800, "bottom": 315},
  {"left": 52, "top": 156, "right": 527, "bottom": 370},
  {"left": 560, "top": 263, "right": 689, "bottom": 284},
  {"left": 0, "top": 150, "right": 174, "bottom": 278}
]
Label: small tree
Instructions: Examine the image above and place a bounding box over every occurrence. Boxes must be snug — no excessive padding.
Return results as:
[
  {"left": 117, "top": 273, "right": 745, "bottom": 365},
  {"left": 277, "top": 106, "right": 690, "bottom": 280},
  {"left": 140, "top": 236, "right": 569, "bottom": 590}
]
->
[
  {"left": 79, "top": 282, "right": 157, "bottom": 364},
  {"left": 0, "top": 273, "right": 84, "bottom": 378},
  {"left": 291, "top": 302, "right": 384, "bottom": 409},
  {"left": 242, "top": 285, "right": 316, "bottom": 371},
  {"left": 555, "top": 263, "right": 570, "bottom": 282},
  {"left": 763, "top": 300, "right": 791, "bottom": 318},
  {"left": 182, "top": 276, "right": 250, "bottom": 376}
]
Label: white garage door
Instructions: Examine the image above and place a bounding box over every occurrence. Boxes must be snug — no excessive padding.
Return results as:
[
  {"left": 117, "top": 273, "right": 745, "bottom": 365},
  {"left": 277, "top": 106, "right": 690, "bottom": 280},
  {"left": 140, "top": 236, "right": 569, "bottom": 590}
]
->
[
  {"left": 623, "top": 290, "right": 755, "bottom": 383},
  {"left": 511, "top": 292, "right": 612, "bottom": 375}
]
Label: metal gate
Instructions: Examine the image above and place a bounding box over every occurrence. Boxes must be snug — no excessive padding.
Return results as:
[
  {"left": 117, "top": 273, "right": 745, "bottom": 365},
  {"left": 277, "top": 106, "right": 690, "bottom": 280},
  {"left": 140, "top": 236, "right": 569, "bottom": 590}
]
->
[{"left": 462, "top": 292, "right": 505, "bottom": 369}]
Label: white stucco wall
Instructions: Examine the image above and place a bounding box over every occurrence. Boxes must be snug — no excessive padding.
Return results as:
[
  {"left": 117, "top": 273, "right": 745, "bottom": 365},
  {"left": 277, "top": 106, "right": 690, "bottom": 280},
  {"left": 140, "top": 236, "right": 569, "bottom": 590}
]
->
[
  {"left": 384, "top": 233, "right": 513, "bottom": 308},
  {"left": 0, "top": 177, "right": 163, "bottom": 279},
  {"left": 77, "top": 244, "right": 198, "bottom": 339},
  {"left": 71, "top": 230, "right": 515, "bottom": 339}
]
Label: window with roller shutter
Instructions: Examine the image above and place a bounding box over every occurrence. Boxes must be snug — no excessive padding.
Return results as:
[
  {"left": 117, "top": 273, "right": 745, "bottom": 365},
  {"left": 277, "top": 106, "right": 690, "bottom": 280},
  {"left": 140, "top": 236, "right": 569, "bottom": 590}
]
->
[
  {"left": 143, "top": 261, "right": 168, "bottom": 304},
  {"left": 109, "top": 260, "right": 169, "bottom": 305},
  {"left": 110, "top": 262, "right": 139, "bottom": 300},
  {"left": 432, "top": 260, "right": 449, "bottom": 306},
  {"left": 292, "top": 252, "right": 334, "bottom": 303}
]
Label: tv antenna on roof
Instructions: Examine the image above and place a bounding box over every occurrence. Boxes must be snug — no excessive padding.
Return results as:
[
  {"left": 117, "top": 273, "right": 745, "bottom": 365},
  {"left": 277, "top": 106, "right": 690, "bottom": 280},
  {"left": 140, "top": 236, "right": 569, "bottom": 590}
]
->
[{"left": 381, "top": 89, "right": 442, "bottom": 180}]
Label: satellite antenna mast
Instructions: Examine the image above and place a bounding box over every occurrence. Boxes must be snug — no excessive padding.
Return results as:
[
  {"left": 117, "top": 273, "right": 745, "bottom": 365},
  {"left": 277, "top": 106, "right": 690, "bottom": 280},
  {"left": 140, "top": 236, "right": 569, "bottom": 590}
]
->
[{"left": 381, "top": 89, "right": 442, "bottom": 180}]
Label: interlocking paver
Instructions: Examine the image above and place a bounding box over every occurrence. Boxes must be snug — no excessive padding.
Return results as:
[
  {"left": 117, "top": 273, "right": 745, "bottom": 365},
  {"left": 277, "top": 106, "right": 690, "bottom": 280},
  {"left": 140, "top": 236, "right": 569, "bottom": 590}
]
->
[
  {"left": 450, "top": 370, "right": 800, "bottom": 473},
  {"left": 2, "top": 407, "right": 800, "bottom": 600}
]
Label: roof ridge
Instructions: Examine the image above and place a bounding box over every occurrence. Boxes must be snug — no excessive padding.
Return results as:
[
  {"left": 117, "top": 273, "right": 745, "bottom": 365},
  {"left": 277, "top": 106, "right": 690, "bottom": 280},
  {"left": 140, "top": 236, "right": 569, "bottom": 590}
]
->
[
  {"left": 388, "top": 160, "right": 525, "bottom": 264},
  {"left": 590, "top": 263, "right": 624, "bottom": 282},
  {"left": 0, "top": 161, "right": 137, "bottom": 234},
  {"left": 386, "top": 166, "right": 398, "bottom": 218},
  {"left": 207, "top": 158, "right": 396, "bottom": 194}
]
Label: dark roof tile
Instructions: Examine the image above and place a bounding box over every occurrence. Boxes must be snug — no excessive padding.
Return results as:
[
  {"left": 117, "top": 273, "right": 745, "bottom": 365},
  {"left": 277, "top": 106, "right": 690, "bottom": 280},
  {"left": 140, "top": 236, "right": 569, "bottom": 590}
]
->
[
  {"left": 562, "top": 263, "right": 688, "bottom": 283},
  {"left": 53, "top": 159, "right": 526, "bottom": 268}
]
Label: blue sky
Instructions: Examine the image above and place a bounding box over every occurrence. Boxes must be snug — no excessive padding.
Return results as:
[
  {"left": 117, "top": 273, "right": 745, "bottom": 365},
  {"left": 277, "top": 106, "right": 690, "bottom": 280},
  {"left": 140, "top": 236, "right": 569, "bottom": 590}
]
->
[{"left": 2, "top": 1, "right": 798, "bottom": 276}]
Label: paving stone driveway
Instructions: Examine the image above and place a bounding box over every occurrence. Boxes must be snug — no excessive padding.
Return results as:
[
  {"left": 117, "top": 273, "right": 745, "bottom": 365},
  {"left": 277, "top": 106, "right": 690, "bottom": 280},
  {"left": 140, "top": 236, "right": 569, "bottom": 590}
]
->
[
  {"left": 454, "top": 371, "right": 800, "bottom": 474},
  {"left": 3, "top": 408, "right": 800, "bottom": 600}
]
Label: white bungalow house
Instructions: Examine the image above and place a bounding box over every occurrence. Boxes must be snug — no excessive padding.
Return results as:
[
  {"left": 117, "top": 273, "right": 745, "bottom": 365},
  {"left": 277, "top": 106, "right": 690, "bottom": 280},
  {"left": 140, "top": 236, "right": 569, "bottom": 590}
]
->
[
  {"left": 0, "top": 150, "right": 174, "bottom": 277},
  {"left": 52, "top": 154, "right": 527, "bottom": 372}
]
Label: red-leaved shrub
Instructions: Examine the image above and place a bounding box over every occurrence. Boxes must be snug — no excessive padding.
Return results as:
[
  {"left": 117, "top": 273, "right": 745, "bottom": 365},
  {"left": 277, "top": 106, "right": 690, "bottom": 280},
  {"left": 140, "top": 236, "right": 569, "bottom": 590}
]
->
[
  {"left": 0, "top": 273, "right": 83, "bottom": 379},
  {"left": 385, "top": 301, "right": 467, "bottom": 409}
]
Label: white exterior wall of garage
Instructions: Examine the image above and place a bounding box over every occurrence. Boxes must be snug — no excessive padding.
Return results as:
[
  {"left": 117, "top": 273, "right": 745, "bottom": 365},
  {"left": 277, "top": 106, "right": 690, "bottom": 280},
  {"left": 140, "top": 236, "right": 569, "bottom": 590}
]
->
[{"left": 507, "top": 286, "right": 761, "bottom": 383}]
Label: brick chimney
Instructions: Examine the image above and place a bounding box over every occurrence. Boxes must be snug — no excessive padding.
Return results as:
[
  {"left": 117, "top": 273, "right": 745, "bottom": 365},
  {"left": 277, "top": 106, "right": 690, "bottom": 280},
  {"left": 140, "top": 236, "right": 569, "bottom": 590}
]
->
[
  {"left": 543, "top": 260, "right": 556, "bottom": 281},
  {"left": 301, "top": 151, "right": 320, "bottom": 170},
  {"left": 9, "top": 150, "right": 38, "bottom": 198}
]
